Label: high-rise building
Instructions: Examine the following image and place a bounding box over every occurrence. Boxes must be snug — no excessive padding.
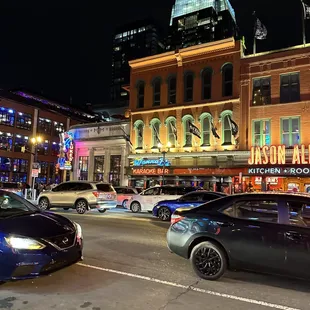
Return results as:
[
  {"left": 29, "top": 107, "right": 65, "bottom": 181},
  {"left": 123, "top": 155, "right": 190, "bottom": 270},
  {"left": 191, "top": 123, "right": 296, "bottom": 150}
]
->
[
  {"left": 110, "top": 19, "right": 165, "bottom": 106},
  {"left": 167, "top": 0, "right": 238, "bottom": 50}
]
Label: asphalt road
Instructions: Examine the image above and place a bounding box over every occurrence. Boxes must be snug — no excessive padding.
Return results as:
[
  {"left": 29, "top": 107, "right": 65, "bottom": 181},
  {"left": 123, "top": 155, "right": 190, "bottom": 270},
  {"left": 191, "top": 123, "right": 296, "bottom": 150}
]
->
[{"left": 1, "top": 208, "right": 310, "bottom": 310}]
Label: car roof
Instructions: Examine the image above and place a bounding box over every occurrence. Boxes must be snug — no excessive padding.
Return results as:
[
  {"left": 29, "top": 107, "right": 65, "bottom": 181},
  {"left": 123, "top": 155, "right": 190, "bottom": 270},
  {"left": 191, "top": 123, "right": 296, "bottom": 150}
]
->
[{"left": 60, "top": 181, "right": 111, "bottom": 185}]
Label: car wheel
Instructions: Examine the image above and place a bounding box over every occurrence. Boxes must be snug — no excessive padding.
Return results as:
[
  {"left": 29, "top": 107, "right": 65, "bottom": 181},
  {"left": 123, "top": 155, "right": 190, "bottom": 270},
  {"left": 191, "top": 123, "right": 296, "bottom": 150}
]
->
[
  {"left": 158, "top": 207, "right": 171, "bottom": 221},
  {"left": 130, "top": 202, "right": 141, "bottom": 213},
  {"left": 98, "top": 209, "right": 107, "bottom": 213},
  {"left": 190, "top": 241, "right": 227, "bottom": 281},
  {"left": 63, "top": 208, "right": 69, "bottom": 210},
  {"left": 38, "top": 197, "right": 50, "bottom": 210},
  {"left": 75, "top": 200, "right": 88, "bottom": 214},
  {"left": 122, "top": 199, "right": 128, "bottom": 208}
]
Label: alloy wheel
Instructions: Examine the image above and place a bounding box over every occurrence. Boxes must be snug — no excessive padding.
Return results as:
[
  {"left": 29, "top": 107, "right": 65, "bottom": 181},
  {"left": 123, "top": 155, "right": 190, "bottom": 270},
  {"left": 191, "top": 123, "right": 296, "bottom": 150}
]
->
[
  {"left": 194, "top": 247, "right": 222, "bottom": 277},
  {"left": 76, "top": 201, "right": 87, "bottom": 214},
  {"left": 39, "top": 198, "right": 49, "bottom": 210},
  {"left": 158, "top": 207, "right": 171, "bottom": 221},
  {"left": 131, "top": 202, "right": 141, "bottom": 213}
]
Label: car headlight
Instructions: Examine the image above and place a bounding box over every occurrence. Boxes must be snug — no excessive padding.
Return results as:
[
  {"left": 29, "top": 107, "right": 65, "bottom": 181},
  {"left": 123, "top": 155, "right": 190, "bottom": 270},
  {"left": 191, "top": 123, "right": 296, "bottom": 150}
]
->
[
  {"left": 5, "top": 236, "right": 46, "bottom": 250},
  {"left": 74, "top": 222, "right": 83, "bottom": 239}
]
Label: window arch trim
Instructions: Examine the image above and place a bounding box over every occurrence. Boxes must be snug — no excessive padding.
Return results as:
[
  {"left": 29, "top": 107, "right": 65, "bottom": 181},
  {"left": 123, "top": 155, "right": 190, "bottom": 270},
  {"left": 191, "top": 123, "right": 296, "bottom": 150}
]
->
[
  {"left": 133, "top": 120, "right": 144, "bottom": 149},
  {"left": 199, "top": 113, "right": 212, "bottom": 146},
  {"left": 165, "top": 116, "right": 177, "bottom": 147},
  {"left": 182, "top": 114, "right": 195, "bottom": 147},
  {"left": 219, "top": 110, "right": 233, "bottom": 146}
]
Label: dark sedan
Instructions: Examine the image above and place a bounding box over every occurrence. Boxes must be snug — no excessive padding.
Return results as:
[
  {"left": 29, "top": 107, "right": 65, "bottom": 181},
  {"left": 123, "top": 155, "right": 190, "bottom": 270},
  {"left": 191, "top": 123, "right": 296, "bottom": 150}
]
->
[
  {"left": 153, "top": 191, "right": 226, "bottom": 221},
  {"left": 0, "top": 190, "right": 83, "bottom": 281},
  {"left": 167, "top": 192, "right": 310, "bottom": 281}
]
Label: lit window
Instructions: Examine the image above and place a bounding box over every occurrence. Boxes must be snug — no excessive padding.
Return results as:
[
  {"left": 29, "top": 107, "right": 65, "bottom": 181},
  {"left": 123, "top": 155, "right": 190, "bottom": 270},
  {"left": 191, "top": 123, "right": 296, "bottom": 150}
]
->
[
  {"left": 79, "top": 156, "right": 89, "bottom": 180},
  {"left": 53, "top": 122, "right": 64, "bottom": 136},
  {"left": 14, "top": 135, "right": 29, "bottom": 152},
  {"left": 253, "top": 120, "right": 271, "bottom": 147},
  {"left": 252, "top": 77, "right": 271, "bottom": 106},
  {"left": 38, "top": 117, "right": 52, "bottom": 135},
  {"left": 0, "top": 131, "right": 13, "bottom": 151},
  {"left": 281, "top": 117, "right": 300, "bottom": 147},
  {"left": 37, "top": 140, "right": 50, "bottom": 155},
  {"left": 0, "top": 107, "right": 15, "bottom": 127},
  {"left": 201, "top": 116, "right": 211, "bottom": 146},
  {"left": 16, "top": 112, "right": 32, "bottom": 130}
]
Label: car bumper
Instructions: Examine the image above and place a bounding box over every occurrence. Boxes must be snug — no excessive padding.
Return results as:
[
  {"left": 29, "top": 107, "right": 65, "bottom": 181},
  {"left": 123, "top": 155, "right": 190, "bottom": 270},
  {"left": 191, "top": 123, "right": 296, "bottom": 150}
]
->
[
  {"left": 90, "top": 201, "right": 117, "bottom": 210},
  {"left": 0, "top": 240, "right": 83, "bottom": 281},
  {"left": 166, "top": 227, "right": 190, "bottom": 259}
]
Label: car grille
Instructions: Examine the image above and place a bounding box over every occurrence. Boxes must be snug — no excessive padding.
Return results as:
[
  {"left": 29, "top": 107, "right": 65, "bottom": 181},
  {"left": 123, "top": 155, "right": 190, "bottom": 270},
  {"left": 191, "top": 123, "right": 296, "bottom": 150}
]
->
[{"left": 45, "top": 232, "right": 76, "bottom": 249}]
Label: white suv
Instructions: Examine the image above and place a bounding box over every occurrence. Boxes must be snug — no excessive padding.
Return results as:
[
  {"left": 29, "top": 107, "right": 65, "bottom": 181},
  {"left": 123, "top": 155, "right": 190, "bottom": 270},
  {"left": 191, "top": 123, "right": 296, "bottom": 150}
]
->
[
  {"left": 38, "top": 181, "right": 117, "bottom": 214},
  {"left": 127, "top": 185, "right": 202, "bottom": 213}
]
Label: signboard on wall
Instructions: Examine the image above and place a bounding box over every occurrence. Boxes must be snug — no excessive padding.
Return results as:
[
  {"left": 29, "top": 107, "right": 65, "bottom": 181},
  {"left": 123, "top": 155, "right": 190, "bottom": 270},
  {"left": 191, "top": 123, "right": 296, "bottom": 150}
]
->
[
  {"left": 133, "top": 158, "right": 171, "bottom": 167},
  {"left": 132, "top": 168, "right": 171, "bottom": 175},
  {"left": 58, "top": 131, "right": 74, "bottom": 170},
  {"left": 248, "top": 167, "right": 310, "bottom": 176}
]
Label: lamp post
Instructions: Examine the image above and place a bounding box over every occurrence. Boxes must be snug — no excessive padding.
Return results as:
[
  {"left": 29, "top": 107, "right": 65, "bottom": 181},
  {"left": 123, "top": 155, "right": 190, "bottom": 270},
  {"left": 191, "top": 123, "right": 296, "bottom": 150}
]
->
[
  {"left": 31, "top": 136, "right": 42, "bottom": 199},
  {"left": 158, "top": 142, "right": 171, "bottom": 185}
]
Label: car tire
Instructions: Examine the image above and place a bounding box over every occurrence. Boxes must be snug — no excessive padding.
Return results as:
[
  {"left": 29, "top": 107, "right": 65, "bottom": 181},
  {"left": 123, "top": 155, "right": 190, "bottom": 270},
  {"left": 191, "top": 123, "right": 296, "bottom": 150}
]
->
[
  {"left": 75, "top": 199, "right": 88, "bottom": 214},
  {"left": 190, "top": 241, "right": 227, "bottom": 281},
  {"left": 38, "top": 197, "right": 50, "bottom": 211},
  {"left": 63, "top": 208, "right": 69, "bottom": 210},
  {"left": 130, "top": 201, "right": 141, "bottom": 213},
  {"left": 98, "top": 209, "right": 107, "bottom": 213},
  {"left": 122, "top": 199, "right": 128, "bottom": 208},
  {"left": 158, "top": 207, "right": 171, "bottom": 221}
]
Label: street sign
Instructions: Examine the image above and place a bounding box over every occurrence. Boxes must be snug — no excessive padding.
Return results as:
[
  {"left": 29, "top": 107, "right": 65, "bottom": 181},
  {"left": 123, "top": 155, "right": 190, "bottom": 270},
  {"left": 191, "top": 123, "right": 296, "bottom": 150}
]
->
[
  {"left": 32, "top": 169, "right": 39, "bottom": 177},
  {"left": 32, "top": 162, "right": 40, "bottom": 169}
]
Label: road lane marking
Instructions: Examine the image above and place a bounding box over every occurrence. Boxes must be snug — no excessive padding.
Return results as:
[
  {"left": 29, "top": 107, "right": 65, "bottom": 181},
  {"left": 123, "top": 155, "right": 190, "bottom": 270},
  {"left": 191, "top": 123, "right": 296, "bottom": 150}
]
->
[{"left": 77, "top": 262, "right": 299, "bottom": 310}]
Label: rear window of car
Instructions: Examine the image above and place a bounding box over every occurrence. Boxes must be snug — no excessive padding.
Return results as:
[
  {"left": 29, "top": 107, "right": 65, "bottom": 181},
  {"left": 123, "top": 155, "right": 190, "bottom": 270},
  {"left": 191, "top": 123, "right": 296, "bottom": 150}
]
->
[{"left": 96, "top": 184, "right": 114, "bottom": 192}]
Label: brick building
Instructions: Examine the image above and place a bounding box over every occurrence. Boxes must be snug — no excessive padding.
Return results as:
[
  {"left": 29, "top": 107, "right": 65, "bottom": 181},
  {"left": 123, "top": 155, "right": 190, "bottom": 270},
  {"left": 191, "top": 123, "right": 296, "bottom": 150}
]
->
[
  {"left": 127, "top": 38, "right": 243, "bottom": 191},
  {"left": 0, "top": 90, "right": 95, "bottom": 186}
]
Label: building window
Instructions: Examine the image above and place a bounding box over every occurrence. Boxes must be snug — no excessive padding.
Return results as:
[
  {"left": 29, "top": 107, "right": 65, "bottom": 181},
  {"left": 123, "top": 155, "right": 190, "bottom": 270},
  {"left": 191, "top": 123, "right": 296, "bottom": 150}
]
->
[
  {"left": 12, "top": 159, "right": 28, "bottom": 183},
  {"left": 53, "top": 122, "right": 65, "bottom": 136},
  {"left": 182, "top": 116, "right": 194, "bottom": 147},
  {"left": 152, "top": 78, "right": 161, "bottom": 106},
  {"left": 201, "top": 68, "right": 212, "bottom": 100},
  {"left": 166, "top": 118, "right": 177, "bottom": 147},
  {"left": 37, "top": 140, "right": 49, "bottom": 156},
  {"left": 14, "top": 134, "right": 29, "bottom": 152},
  {"left": 151, "top": 119, "right": 161, "bottom": 148},
  {"left": 51, "top": 142, "right": 60, "bottom": 156},
  {"left": 0, "top": 107, "right": 15, "bottom": 127},
  {"left": 201, "top": 115, "right": 211, "bottom": 146},
  {"left": 252, "top": 77, "right": 271, "bottom": 106},
  {"left": 136, "top": 81, "right": 145, "bottom": 108},
  {"left": 0, "top": 131, "right": 13, "bottom": 151},
  {"left": 184, "top": 73, "right": 194, "bottom": 102},
  {"left": 253, "top": 120, "right": 271, "bottom": 147},
  {"left": 110, "top": 155, "right": 121, "bottom": 186},
  {"left": 94, "top": 156, "right": 104, "bottom": 181},
  {"left": 16, "top": 112, "right": 32, "bottom": 130},
  {"left": 37, "top": 161, "right": 48, "bottom": 184},
  {"left": 168, "top": 76, "right": 176, "bottom": 104},
  {"left": 222, "top": 64, "right": 233, "bottom": 97},
  {"left": 79, "top": 156, "right": 89, "bottom": 180},
  {"left": 0, "top": 157, "right": 11, "bottom": 182},
  {"left": 134, "top": 121, "right": 144, "bottom": 149},
  {"left": 222, "top": 113, "right": 232, "bottom": 145},
  {"left": 38, "top": 117, "right": 52, "bottom": 135},
  {"left": 280, "top": 73, "right": 300, "bottom": 103},
  {"left": 281, "top": 117, "right": 300, "bottom": 147}
]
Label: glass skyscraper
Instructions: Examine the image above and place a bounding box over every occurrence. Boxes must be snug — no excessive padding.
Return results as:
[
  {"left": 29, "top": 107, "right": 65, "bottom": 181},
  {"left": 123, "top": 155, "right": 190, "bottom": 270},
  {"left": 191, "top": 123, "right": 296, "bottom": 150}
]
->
[{"left": 167, "top": 0, "right": 238, "bottom": 50}]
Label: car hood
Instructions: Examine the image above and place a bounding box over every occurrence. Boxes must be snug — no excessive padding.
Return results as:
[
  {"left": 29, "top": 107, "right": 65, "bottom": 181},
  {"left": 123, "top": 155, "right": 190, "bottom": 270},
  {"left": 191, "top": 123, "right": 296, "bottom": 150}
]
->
[
  {"left": 0, "top": 212, "right": 75, "bottom": 238},
  {"left": 156, "top": 199, "right": 178, "bottom": 205}
]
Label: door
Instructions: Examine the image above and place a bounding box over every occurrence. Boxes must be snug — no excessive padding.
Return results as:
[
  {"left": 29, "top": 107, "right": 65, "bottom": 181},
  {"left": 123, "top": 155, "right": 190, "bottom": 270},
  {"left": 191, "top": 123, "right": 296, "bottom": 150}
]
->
[
  {"left": 282, "top": 198, "right": 310, "bottom": 278},
  {"left": 221, "top": 197, "right": 286, "bottom": 273},
  {"left": 140, "top": 187, "right": 161, "bottom": 211},
  {"left": 52, "top": 182, "right": 77, "bottom": 206}
]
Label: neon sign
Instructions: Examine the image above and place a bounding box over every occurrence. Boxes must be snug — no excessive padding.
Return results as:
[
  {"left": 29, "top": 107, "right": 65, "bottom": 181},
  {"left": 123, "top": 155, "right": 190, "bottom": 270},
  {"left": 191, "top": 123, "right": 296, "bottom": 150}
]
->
[
  {"left": 248, "top": 167, "right": 310, "bottom": 176},
  {"left": 248, "top": 145, "right": 310, "bottom": 165},
  {"left": 132, "top": 168, "right": 170, "bottom": 175},
  {"left": 133, "top": 157, "right": 171, "bottom": 167},
  {"left": 58, "top": 132, "right": 74, "bottom": 170}
]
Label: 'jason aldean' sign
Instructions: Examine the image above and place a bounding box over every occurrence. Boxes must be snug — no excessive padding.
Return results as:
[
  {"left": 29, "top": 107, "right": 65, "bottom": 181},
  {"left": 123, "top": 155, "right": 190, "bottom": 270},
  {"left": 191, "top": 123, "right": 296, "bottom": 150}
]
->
[{"left": 248, "top": 145, "right": 310, "bottom": 165}]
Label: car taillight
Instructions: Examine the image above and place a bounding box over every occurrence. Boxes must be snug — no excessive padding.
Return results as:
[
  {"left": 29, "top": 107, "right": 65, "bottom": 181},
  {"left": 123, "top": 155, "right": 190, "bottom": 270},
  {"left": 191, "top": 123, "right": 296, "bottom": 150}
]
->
[
  {"left": 171, "top": 214, "right": 185, "bottom": 225},
  {"left": 92, "top": 191, "right": 99, "bottom": 198}
]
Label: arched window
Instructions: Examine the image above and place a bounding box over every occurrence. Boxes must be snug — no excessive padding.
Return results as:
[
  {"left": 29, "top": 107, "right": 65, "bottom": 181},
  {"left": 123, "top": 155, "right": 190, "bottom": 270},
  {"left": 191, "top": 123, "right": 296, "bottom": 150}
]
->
[
  {"left": 167, "top": 75, "right": 176, "bottom": 104},
  {"left": 182, "top": 115, "right": 195, "bottom": 147},
  {"left": 199, "top": 113, "right": 212, "bottom": 146},
  {"left": 152, "top": 78, "right": 161, "bottom": 106},
  {"left": 222, "top": 64, "right": 233, "bottom": 97},
  {"left": 165, "top": 116, "right": 177, "bottom": 147},
  {"left": 220, "top": 111, "right": 233, "bottom": 145},
  {"left": 184, "top": 72, "right": 194, "bottom": 102},
  {"left": 134, "top": 120, "right": 144, "bottom": 149},
  {"left": 136, "top": 81, "right": 145, "bottom": 108},
  {"left": 150, "top": 118, "right": 161, "bottom": 148},
  {"left": 201, "top": 68, "right": 212, "bottom": 100}
]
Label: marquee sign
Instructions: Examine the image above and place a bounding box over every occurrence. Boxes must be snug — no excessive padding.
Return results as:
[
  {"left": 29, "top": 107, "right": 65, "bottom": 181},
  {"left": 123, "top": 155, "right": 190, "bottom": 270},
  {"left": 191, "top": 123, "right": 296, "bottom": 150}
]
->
[
  {"left": 58, "top": 131, "right": 74, "bottom": 170},
  {"left": 133, "top": 157, "right": 171, "bottom": 167},
  {"left": 248, "top": 145, "right": 310, "bottom": 165},
  {"left": 132, "top": 168, "right": 170, "bottom": 175}
]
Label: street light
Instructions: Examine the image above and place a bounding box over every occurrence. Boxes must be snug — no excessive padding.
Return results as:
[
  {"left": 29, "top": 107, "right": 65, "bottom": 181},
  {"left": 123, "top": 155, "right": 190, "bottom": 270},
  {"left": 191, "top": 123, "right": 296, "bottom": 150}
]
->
[{"left": 158, "top": 142, "right": 172, "bottom": 185}]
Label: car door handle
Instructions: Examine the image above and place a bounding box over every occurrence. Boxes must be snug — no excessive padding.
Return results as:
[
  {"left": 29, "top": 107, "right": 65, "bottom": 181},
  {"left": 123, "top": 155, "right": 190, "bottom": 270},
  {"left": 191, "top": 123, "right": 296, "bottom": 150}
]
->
[{"left": 217, "top": 221, "right": 234, "bottom": 227}]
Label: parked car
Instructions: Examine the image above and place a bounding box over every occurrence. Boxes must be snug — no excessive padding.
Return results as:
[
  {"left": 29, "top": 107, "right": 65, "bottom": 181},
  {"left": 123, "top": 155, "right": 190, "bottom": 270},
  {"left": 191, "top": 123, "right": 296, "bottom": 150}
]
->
[
  {"left": 167, "top": 192, "right": 310, "bottom": 281},
  {"left": 0, "top": 182, "right": 23, "bottom": 197},
  {"left": 127, "top": 185, "right": 202, "bottom": 213},
  {"left": 0, "top": 190, "right": 83, "bottom": 281},
  {"left": 114, "top": 186, "right": 139, "bottom": 208},
  {"left": 37, "top": 181, "right": 117, "bottom": 214},
  {"left": 153, "top": 191, "right": 226, "bottom": 221}
]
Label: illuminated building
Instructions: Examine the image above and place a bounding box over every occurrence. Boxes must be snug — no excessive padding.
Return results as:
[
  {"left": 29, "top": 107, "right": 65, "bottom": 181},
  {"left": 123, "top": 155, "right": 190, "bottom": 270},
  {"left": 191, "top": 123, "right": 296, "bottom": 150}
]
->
[
  {"left": 0, "top": 90, "right": 95, "bottom": 185},
  {"left": 69, "top": 121, "right": 130, "bottom": 186},
  {"left": 167, "top": 0, "right": 238, "bottom": 50},
  {"left": 127, "top": 38, "right": 242, "bottom": 191}
]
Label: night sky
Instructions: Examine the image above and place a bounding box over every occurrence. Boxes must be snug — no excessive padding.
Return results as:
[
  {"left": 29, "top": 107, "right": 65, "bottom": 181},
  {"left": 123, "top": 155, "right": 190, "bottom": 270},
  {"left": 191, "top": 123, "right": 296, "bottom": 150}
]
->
[{"left": 0, "top": 0, "right": 305, "bottom": 108}]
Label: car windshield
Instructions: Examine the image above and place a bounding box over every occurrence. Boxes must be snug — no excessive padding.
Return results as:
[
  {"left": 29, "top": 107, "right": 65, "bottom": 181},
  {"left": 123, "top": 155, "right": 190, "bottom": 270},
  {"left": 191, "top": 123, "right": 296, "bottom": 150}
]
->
[
  {"left": 96, "top": 184, "right": 114, "bottom": 192},
  {"left": 0, "top": 191, "right": 38, "bottom": 218}
]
